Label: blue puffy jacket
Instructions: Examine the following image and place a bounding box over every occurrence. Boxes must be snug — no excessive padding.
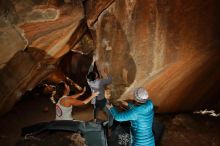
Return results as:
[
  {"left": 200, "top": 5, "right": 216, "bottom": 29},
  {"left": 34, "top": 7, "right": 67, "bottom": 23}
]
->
[{"left": 110, "top": 100, "right": 155, "bottom": 146}]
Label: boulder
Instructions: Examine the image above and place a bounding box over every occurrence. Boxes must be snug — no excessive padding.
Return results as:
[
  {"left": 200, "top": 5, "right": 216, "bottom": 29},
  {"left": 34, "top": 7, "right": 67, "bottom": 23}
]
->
[{"left": 92, "top": 0, "right": 220, "bottom": 112}]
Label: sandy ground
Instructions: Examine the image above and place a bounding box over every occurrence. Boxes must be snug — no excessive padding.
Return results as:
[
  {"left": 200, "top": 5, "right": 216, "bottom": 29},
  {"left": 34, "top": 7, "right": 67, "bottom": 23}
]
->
[{"left": 0, "top": 94, "right": 219, "bottom": 146}]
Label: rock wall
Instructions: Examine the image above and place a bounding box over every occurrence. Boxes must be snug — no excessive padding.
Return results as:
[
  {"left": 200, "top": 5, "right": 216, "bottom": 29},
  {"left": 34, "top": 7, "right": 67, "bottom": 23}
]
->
[
  {"left": 0, "top": 48, "right": 56, "bottom": 115},
  {"left": 0, "top": 0, "right": 86, "bottom": 114},
  {"left": 92, "top": 0, "right": 220, "bottom": 112},
  {"left": 0, "top": 0, "right": 220, "bottom": 114},
  {"left": 0, "top": 0, "right": 85, "bottom": 67}
]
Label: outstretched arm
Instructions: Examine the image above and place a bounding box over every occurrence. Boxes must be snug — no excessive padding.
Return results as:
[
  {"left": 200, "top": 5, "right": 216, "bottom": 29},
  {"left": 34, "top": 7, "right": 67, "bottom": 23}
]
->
[
  {"left": 88, "top": 55, "right": 97, "bottom": 74},
  {"left": 106, "top": 103, "right": 137, "bottom": 121},
  {"left": 100, "top": 67, "right": 112, "bottom": 85},
  {"left": 82, "top": 92, "right": 99, "bottom": 104},
  {"left": 69, "top": 87, "right": 86, "bottom": 99},
  {"left": 65, "top": 76, "right": 82, "bottom": 91},
  {"left": 72, "top": 82, "right": 82, "bottom": 91},
  {"left": 69, "top": 92, "right": 99, "bottom": 106}
]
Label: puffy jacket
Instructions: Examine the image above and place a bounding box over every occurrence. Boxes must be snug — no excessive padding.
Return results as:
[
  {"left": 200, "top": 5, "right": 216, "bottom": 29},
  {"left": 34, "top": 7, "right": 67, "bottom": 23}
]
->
[{"left": 110, "top": 100, "right": 155, "bottom": 146}]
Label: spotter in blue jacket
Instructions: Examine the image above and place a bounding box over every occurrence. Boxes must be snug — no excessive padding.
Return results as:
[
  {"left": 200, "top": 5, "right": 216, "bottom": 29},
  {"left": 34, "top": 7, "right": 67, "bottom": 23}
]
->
[{"left": 110, "top": 99, "right": 155, "bottom": 146}]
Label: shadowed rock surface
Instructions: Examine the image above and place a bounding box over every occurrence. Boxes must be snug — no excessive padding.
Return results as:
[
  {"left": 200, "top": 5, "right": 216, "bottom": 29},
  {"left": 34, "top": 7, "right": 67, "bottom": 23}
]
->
[
  {"left": 0, "top": 48, "right": 56, "bottom": 115},
  {"left": 159, "top": 114, "right": 220, "bottom": 146},
  {"left": 0, "top": 0, "right": 220, "bottom": 115},
  {"left": 92, "top": 0, "right": 220, "bottom": 112},
  {"left": 0, "top": 0, "right": 86, "bottom": 114}
]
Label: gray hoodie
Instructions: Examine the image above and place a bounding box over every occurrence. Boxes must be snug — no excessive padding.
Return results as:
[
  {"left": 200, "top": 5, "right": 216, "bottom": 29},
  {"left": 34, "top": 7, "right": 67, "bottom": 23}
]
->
[{"left": 87, "top": 76, "right": 112, "bottom": 101}]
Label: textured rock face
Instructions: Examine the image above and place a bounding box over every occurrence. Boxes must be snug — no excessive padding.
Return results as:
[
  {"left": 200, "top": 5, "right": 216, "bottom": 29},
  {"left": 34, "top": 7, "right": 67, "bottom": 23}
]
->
[
  {"left": 93, "top": 0, "right": 220, "bottom": 112},
  {"left": 0, "top": 0, "right": 220, "bottom": 114},
  {"left": 0, "top": 48, "right": 56, "bottom": 115},
  {"left": 85, "top": 0, "right": 114, "bottom": 28},
  {"left": 158, "top": 114, "right": 220, "bottom": 146},
  {"left": 0, "top": 0, "right": 85, "bottom": 69},
  {"left": 0, "top": 0, "right": 85, "bottom": 114},
  {"left": 17, "top": 0, "right": 85, "bottom": 58},
  {"left": 0, "top": 0, "right": 27, "bottom": 69}
]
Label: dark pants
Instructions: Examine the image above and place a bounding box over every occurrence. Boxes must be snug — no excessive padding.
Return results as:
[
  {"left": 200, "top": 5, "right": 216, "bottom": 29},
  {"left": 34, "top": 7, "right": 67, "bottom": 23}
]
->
[
  {"left": 93, "top": 98, "right": 113, "bottom": 127},
  {"left": 93, "top": 98, "right": 107, "bottom": 119}
]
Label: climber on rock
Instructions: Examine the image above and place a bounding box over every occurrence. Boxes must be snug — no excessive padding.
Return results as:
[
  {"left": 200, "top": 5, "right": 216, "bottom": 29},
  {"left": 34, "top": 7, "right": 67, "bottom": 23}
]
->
[
  {"left": 106, "top": 87, "right": 155, "bottom": 146},
  {"left": 86, "top": 55, "right": 112, "bottom": 123},
  {"left": 51, "top": 82, "right": 99, "bottom": 120}
]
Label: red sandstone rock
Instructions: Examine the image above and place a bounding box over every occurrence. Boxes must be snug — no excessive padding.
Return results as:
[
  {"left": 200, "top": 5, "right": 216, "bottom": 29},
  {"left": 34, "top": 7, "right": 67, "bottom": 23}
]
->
[
  {"left": 85, "top": 0, "right": 115, "bottom": 28},
  {"left": 93, "top": 0, "right": 220, "bottom": 112},
  {"left": 0, "top": 0, "right": 85, "bottom": 67},
  {"left": 18, "top": 0, "right": 85, "bottom": 58},
  {"left": 0, "top": 0, "right": 86, "bottom": 115},
  {"left": 0, "top": 0, "right": 220, "bottom": 114},
  {"left": 0, "top": 48, "right": 56, "bottom": 115}
]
